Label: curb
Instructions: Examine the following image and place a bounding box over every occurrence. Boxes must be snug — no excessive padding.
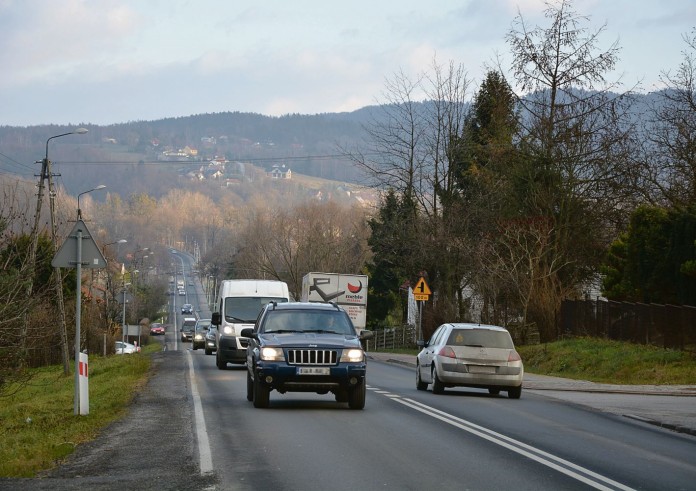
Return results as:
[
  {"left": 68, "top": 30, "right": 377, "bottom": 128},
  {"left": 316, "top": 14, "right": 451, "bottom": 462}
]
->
[{"left": 369, "top": 353, "right": 696, "bottom": 438}]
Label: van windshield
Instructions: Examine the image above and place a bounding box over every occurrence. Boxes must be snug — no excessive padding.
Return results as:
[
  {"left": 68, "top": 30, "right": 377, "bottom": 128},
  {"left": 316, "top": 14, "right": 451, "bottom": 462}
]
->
[{"left": 225, "top": 297, "right": 288, "bottom": 323}]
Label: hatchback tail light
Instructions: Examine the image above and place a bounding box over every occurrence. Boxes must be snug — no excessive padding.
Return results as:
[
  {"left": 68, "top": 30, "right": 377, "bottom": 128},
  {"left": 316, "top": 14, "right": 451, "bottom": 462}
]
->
[
  {"left": 437, "top": 346, "right": 456, "bottom": 358},
  {"left": 508, "top": 350, "right": 521, "bottom": 362}
]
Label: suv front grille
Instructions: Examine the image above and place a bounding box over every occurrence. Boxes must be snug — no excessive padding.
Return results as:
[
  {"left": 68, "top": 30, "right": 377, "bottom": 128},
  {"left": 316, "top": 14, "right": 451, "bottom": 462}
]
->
[{"left": 287, "top": 349, "right": 338, "bottom": 365}]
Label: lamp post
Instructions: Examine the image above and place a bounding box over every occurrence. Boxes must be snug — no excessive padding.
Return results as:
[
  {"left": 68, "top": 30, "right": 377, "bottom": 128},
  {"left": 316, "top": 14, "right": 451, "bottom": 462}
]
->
[
  {"left": 25, "top": 128, "right": 89, "bottom": 375},
  {"left": 101, "top": 239, "right": 127, "bottom": 342},
  {"left": 77, "top": 185, "right": 106, "bottom": 219},
  {"left": 73, "top": 185, "right": 106, "bottom": 415},
  {"left": 103, "top": 239, "right": 127, "bottom": 262}
]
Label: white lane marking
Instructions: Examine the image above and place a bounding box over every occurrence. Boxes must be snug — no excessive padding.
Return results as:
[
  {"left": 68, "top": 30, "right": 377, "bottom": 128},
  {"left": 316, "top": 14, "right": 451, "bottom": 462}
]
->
[
  {"left": 187, "top": 351, "right": 213, "bottom": 474},
  {"left": 375, "top": 388, "right": 634, "bottom": 491}
]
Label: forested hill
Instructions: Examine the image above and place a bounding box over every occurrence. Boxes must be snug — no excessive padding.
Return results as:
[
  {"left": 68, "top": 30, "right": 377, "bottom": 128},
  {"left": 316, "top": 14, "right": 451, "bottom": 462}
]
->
[
  {"left": 0, "top": 92, "right": 666, "bottom": 200},
  {"left": 0, "top": 107, "right": 383, "bottom": 198}
]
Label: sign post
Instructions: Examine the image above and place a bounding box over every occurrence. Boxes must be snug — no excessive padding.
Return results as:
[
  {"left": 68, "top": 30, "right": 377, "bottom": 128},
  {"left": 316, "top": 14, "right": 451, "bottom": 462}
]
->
[{"left": 52, "top": 219, "right": 106, "bottom": 416}]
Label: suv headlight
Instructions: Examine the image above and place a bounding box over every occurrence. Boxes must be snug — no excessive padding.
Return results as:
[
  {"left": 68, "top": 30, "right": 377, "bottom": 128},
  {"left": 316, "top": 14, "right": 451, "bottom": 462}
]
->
[
  {"left": 260, "top": 347, "right": 284, "bottom": 361},
  {"left": 340, "top": 349, "right": 364, "bottom": 363}
]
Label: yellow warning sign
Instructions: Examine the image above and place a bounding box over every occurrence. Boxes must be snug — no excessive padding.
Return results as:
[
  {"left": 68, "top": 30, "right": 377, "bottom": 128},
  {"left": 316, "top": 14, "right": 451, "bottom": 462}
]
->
[{"left": 413, "top": 277, "right": 431, "bottom": 296}]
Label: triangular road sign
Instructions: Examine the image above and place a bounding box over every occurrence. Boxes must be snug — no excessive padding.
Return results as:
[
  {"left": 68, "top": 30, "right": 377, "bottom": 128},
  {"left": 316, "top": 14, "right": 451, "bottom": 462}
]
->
[
  {"left": 414, "top": 276, "right": 431, "bottom": 295},
  {"left": 52, "top": 219, "right": 107, "bottom": 269}
]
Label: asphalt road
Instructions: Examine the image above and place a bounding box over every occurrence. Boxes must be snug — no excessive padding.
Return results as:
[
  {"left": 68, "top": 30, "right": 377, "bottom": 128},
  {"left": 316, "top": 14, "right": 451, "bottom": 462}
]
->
[{"left": 3, "top": 252, "right": 695, "bottom": 490}]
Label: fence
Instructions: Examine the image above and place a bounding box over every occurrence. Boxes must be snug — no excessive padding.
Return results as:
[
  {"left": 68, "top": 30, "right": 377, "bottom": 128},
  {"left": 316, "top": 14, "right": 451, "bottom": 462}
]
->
[
  {"left": 365, "top": 325, "right": 417, "bottom": 351},
  {"left": 560, "top": 299, "right": 696, "bottom": 351}
]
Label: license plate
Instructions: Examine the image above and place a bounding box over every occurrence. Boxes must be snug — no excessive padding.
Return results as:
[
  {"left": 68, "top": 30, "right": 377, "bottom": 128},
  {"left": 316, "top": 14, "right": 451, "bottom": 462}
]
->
[
  {"left": 297, "top": 367, "right": 330, "bottom": 375},
  {"left": 468, "top": 365, "right": 496, "bottom": 374}
]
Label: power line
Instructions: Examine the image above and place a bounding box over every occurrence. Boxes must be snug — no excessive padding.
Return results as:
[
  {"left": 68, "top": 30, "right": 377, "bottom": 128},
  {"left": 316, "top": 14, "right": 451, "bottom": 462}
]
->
[{"left": 51, "top": 153, "right": 378, "bottom": 166}]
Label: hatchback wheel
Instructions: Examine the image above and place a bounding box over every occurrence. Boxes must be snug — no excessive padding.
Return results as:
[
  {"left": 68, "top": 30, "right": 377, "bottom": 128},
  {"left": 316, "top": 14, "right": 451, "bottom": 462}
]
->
[
  {"left": 508, "top": 386, "right": 522, "bottom": 399},
  {"left": 416, "top": 364, "right": 428, "bottom": 391},
  {"left": 431, "top": 367, "right": 445, "bottom": 394}
]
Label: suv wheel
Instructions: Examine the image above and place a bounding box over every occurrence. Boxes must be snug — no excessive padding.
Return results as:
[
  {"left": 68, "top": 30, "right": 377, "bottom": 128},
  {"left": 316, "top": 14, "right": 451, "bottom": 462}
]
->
[
  {"left": 253, "top": 372, "right": 270, "bottom": 408},
  {"left": 334, "top": 389, "right": 348, "bottom": 403},
  {"left": 347, "top": 380, "right": 366, "bottom": 410},
  {"left": 246, "top": 371, "right": 254, "bottom": 401}
]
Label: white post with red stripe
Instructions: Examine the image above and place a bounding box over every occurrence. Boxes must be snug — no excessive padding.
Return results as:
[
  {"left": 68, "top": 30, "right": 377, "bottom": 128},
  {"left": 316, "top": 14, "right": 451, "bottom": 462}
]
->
[{"left": 79, "top": 352, "right": 89, "bottom": 415}]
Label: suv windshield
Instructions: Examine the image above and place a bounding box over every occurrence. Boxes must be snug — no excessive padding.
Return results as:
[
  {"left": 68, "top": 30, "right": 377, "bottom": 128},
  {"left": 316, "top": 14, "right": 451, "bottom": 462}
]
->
[
  {"left": 262, "top": 310, "right": 354, "bottom": 335},
  {"left": 224, "top": 297, "right": 288, "bottom": 323}
]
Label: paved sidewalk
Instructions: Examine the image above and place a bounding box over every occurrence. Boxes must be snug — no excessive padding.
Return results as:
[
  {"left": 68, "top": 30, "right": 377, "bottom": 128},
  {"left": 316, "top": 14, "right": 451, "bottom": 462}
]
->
[{"left": 367, "top": 351, "right": 696, "bottom": 436}]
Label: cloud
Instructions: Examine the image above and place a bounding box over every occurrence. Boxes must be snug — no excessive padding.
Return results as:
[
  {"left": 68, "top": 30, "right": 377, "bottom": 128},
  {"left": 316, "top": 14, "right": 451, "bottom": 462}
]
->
[{"left": 0, "top": 0, "right": 141, "bottom": 88}]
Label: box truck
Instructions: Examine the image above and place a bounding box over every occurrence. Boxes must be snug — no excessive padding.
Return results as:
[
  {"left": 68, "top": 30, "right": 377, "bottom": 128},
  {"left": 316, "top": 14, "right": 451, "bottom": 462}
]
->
[{"left": 301, "top": 272, "right": 368, "bottom": 330}]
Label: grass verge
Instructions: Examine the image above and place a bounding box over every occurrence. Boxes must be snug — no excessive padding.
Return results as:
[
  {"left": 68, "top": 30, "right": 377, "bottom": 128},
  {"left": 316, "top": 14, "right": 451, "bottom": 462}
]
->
[
  {"left": 372, "top": 337, "right": 696, "bottom": 384},
  {"left": 0, "top": 343, "right": 159, "bottom": 478},
  {"left": 517, "top": 337, "right": 696, "bottom": 384}
]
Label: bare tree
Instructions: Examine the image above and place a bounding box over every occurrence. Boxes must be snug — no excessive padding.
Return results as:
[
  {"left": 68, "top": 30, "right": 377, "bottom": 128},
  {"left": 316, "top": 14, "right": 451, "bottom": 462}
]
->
[
  {"left": 504, "top": 0, "right": 636, "bottom": 340},
  {"left": 232, "top": 201, "right": 372, "bottom": 299},
  {"left": 639, "top": 29, "right": 696, "bottom": 209}
]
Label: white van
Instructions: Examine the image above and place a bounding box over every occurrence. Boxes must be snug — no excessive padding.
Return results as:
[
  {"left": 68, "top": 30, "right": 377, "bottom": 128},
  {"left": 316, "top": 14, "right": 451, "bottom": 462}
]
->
[{"left": 211, "top": 279, "right": 290, "bottom": 369}]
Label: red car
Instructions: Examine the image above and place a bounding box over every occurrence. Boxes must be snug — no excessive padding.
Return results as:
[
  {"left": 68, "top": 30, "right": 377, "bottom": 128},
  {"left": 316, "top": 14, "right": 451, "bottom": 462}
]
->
[{"left": 150, "top": 323, "right": 166, "bottom": 336}]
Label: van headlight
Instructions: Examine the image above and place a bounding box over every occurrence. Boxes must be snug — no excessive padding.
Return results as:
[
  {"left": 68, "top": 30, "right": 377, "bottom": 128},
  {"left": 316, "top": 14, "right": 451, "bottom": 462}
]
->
[
  {"left": 223, "top": 326, "right": 235, "bottom": 335},
  {"left": 340, "top": 349, "right": 364, "bottom": 363},
  {"left": 260, "top": 347, "right": 284, "bottom": 361}
]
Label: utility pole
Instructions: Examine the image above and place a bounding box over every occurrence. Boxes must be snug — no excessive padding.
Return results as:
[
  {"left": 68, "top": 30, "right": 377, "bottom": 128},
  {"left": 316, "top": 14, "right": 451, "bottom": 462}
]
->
[
  {"left": 25, "top": 129, "right": 88, "bottom": 375},
  {"left": 22, "top": 156, "right": 51, "bottom": 367},
  {"left": 47, "top": 168, "right": 71, "bottom": 375}
]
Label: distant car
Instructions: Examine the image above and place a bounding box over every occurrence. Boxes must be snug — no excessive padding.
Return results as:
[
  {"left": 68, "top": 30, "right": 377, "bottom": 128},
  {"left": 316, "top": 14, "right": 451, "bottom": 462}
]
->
[
  {"left": 115, "top": 341, "right": 138, "bottom": 354},
  {"left": 178, "top": 289, "right": 186, "bottom": 296},
  {"left": 416, "top": 323, "right": 524, "bottom": 399},
  {"left": 149, "top": 323, "right": 165, "bottom": 336},
  {"left": 204, "top": 326, "right": 218, "bottom": 355},
  {"left": 181, "top": 304, "right": 193, "bottom": 314},
  {"left": 180, "top": 317, "right": 197, "bottom": 342},
  {"left": 192, "top": 319, "right": 211, "bottom": 350}
]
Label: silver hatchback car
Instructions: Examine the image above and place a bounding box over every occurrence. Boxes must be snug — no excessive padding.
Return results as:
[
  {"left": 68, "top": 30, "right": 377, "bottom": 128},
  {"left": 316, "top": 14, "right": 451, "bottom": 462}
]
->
[{"left": 416, "top": 323, "right": 524, "bottom": 398}]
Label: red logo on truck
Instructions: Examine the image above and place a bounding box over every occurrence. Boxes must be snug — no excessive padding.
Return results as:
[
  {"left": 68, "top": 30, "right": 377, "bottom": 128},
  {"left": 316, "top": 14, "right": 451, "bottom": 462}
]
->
[{"left": 347, "top": 281, "right": 363, "bottom": 294}]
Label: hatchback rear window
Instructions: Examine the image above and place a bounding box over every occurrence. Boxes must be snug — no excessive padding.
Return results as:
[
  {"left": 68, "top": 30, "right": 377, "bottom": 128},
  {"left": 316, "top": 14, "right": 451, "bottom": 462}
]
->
[{"left": 447, "top": 329, "right": 514, "bottom": 349}]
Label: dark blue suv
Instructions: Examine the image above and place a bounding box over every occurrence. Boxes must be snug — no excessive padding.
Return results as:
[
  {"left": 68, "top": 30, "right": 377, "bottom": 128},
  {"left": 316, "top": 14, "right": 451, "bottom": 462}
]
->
[{"left": 241, "top": 302, "right": 373, "bottom": 409}]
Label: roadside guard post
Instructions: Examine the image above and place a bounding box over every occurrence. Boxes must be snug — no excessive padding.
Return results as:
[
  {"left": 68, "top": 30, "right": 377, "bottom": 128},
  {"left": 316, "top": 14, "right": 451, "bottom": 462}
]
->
[{"left": 79, "top": 352, "right": 89, "bottom": 415}]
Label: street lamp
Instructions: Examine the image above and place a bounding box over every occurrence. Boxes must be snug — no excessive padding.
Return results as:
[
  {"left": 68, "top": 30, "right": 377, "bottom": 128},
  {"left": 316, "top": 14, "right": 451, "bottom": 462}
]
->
[
  {"left": 45, "top": 128, "right": 88, "bottom": 166},
  {"left": 103, "top": 238, "right": 127, "bottom": 259},
  {"left": 77, "top": 185, "right": 106, "bottom": 219}
]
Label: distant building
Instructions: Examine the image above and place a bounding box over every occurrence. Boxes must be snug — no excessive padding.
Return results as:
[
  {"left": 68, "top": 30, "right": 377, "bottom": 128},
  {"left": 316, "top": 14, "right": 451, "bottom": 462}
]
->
[{"left": 268, "top": 164, "right": 292, "bottom": 179}]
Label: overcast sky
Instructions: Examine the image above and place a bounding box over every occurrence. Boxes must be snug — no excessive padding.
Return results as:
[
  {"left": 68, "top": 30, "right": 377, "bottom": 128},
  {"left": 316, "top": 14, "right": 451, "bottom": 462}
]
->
[{"left": 1, "top": 0, "right": 694, "bottom": 127}]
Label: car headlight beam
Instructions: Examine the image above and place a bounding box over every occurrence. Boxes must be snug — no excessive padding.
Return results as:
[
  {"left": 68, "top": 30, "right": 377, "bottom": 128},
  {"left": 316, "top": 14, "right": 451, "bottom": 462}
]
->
[
  {"left": 340, "top": 349, "right": 364, "bottom": 363},
  {"left": 260, "top": 347, "right": 284, "bottom": 361}
]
